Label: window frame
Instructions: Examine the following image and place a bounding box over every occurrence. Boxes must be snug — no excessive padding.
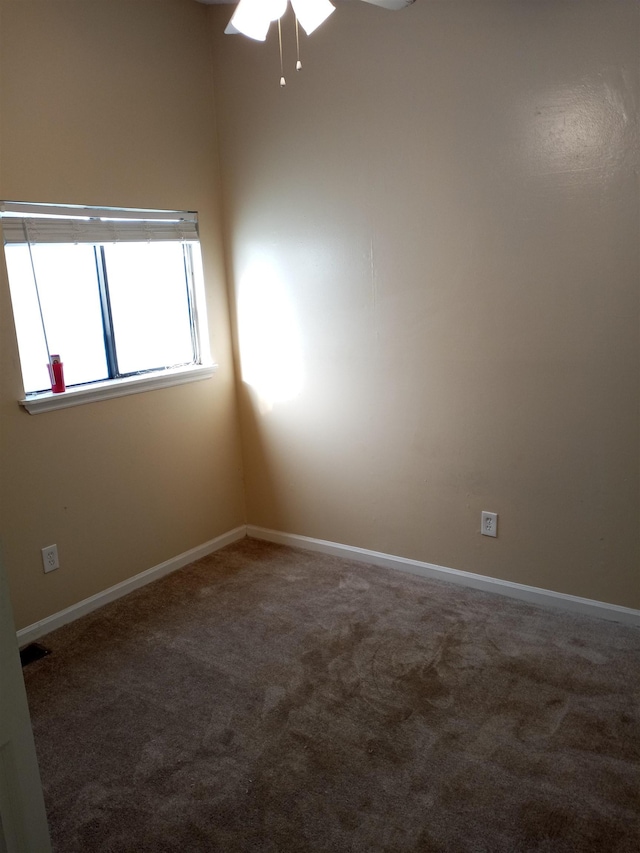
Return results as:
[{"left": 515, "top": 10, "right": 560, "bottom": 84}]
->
[
  {"left": 1, "top": 201, "right": 217, "bottom": 414},
  {"left": 18, "top": 363, "right": 218, "bottom": 414}
]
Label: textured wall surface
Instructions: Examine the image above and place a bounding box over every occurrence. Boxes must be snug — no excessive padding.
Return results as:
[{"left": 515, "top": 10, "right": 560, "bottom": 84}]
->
[
  {"left": 211, "top": 1, "right": 639, "bottom": 608},
  {"left": 0, "top": 0, "right": 245, "bottom": 629}
]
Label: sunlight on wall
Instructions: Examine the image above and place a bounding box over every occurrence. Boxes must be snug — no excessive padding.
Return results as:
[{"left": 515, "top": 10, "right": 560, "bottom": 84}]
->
[{"left": 237, "top": 256, "right": 304, "bottom": 410}]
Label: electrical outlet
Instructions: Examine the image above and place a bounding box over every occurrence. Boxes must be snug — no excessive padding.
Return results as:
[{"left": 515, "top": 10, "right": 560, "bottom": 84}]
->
[
  {"left": 42, "top": 544, "right": 59, "bottom": 573},
  {"left": 481, "top": 511, "right": 498, "bottom": 538}
]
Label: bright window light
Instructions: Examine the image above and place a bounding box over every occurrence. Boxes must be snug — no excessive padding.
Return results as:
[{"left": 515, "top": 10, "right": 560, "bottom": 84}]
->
[
  {"left": 5, "top": 244, "right": 109, "bottom": 392},
  {"left": 105, "top": 242, "right": 195, "bottom": 374},
  {"left": 1, "top": 203, "right": 209, "bottom": 397}
]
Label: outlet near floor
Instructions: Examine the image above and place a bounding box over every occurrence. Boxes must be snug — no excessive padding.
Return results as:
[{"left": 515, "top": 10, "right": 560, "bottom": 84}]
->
[
  {"left": 42, "top": 544, "right": 59, "bottom": 573},
  {"left": 481, "top": 511, "right": 498, "bottom": 537}
]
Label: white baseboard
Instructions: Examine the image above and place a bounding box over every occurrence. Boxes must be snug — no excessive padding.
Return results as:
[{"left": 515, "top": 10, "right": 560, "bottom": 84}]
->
[
  {"left": 18, "top": 523, "right": 639, "bottom": 645},
  {"left": 17, "top": 526, "right": 246, "bottom": 646},
  {"left": 247, "top": 526, "right": 640, "bottom": 627}
]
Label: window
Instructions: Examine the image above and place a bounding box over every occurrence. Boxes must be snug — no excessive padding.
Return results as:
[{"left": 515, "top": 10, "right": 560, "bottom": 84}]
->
[{"left": 1, "top": 202, "right": 214, "bottom": 412}]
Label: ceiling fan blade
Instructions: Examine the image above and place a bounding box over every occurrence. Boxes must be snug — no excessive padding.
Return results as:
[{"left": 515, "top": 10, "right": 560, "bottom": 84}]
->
[{"left": 358, "top": 0, "right": 415, "bottom": 10}]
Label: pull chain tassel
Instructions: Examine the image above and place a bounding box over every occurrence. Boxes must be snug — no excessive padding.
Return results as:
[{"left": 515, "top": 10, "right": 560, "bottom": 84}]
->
[{"left": 295, "top": 17, "right": 302, "bottom": 71}]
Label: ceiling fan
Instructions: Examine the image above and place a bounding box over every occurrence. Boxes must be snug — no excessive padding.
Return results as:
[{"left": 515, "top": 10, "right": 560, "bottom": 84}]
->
[
  {"left": 196, "top": 0, "right": 415, "bottom": 84},
  {"left": 196, "top": 0, "right": 415, "bottom": 43}
]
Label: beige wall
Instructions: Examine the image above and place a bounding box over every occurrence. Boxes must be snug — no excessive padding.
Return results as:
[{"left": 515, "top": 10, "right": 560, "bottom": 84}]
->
[
  {"left": 0, "top": 0, "right": 245, "bottom": 629},
  {"left": 1, "top": 1, "right": 637, "bottom": 628},
  {"left": 211, "top": 1, "right": 639, "bottom": 608}
]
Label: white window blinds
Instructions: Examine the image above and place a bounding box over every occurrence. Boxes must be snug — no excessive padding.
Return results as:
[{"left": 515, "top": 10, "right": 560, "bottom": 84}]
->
[{"left": 0, "top": 201, "right": 198, "bottom": 244}]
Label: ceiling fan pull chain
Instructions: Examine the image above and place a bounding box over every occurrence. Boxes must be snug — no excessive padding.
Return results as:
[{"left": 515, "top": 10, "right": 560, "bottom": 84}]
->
[
  {"left": 278, "top": 18, "right": 286, "bottom": 86},
  {"left": 295, "top": 16, "right": 302, "bottom": 71}
]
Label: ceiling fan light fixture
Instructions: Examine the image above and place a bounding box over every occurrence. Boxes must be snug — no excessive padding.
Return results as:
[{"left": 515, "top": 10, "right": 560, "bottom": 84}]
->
[
  {"left": 290, "top": 0, "right": 336, "bottom": 37},
  {"left": 219, "top": 0, "right": 412, "bottom": 85},
  {"left": 226, "top": 0, "right": 288, "bottom": 41}
]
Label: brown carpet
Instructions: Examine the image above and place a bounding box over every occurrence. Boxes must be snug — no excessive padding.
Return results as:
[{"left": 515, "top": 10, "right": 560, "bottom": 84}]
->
[{"left": 23, "top": 538, "right": 640, "bottom": 852}]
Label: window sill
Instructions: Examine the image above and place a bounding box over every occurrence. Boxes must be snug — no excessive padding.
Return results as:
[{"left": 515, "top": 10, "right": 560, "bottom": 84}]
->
[{"left": 20, "top": 364, "right": 218, "bottom": 414}]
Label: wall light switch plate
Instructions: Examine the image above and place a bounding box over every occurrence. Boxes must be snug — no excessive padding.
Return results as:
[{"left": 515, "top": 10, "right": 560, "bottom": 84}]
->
[{"left": 481, "top": 511, "right": 498, "bottom": 537}]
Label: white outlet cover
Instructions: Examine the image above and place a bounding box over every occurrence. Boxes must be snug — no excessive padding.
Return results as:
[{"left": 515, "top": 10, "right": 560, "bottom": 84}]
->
[
  {"left": 42, "top": 545, "right": 59, "bottom": 573},
  {"left": 481, "top": 511, "right": 498, "bottom": 537}
]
